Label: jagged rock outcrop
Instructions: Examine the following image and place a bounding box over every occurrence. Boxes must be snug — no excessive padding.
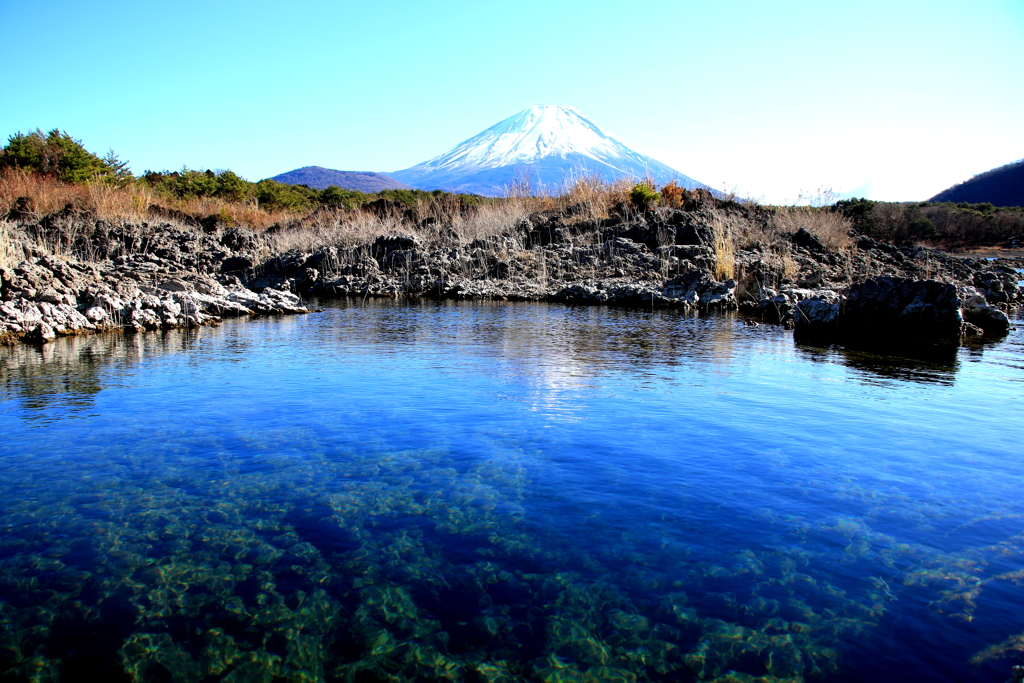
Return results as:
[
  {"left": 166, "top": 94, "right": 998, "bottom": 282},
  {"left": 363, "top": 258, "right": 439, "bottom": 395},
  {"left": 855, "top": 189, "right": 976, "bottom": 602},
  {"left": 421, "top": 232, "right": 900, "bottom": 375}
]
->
[
  {"left": 243, "top": 199, "right": 1020, "bottom": 351},
  {"left": 1, "top": 219, "right": 307, "bottom": 345},
  {"left": 3, "top": 191, "right": 1020, "bottom": 347}
]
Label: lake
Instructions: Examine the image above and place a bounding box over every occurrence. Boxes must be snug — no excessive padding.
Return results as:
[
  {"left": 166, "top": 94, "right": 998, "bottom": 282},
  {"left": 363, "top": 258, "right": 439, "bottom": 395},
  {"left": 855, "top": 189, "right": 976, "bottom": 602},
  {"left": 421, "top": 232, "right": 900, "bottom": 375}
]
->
[{"left": 1, "top": 299, "right": 1022, "bottom": 683}]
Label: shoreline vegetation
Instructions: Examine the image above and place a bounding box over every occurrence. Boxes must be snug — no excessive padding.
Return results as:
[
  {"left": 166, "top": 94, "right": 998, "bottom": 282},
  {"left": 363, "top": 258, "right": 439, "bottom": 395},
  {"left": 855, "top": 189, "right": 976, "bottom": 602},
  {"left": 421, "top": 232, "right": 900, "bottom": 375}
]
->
[{"left": 1, "top": 129, "right": 1021, "bottom": 348}]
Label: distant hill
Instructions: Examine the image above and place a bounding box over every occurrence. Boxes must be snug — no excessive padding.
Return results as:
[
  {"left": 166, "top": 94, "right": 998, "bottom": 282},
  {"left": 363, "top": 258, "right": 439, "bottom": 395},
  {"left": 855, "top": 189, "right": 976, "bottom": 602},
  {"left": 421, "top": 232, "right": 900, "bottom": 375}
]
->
[
  {"left": 929, "top": 159, "right": 1024, "bottom": 207},
  {"left": 268, "top": 166, "right": 411, "bottom": 192}
]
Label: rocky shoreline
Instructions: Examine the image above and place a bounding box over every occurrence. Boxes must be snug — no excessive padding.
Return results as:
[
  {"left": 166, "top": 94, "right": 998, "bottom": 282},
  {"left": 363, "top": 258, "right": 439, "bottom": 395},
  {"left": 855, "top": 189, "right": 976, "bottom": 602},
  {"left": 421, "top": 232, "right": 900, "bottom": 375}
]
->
[
  {"left": 0, "top": 219, "right": 308, "bottom": 346},
  {"left": 2, "top": 194, "right": 1021, "bottom": 348},
  {"left": 249, "top": 201, "right": 1021, "bottom": 348}
]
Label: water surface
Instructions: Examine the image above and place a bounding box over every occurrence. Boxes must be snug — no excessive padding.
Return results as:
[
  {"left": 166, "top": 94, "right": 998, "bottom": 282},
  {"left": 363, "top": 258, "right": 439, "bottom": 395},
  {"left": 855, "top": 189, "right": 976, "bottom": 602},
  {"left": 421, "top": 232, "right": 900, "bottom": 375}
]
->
[{"left": 1, "top": 300, "right": 1022, "bottom": 682}]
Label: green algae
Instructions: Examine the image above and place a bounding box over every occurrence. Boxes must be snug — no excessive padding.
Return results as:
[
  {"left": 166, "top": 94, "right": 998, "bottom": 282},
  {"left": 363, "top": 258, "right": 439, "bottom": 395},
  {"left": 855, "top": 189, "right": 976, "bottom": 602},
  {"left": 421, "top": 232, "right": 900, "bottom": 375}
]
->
[
  {"left": 1, "top": 306, "right": 1023, "bottom": 681},
  {"left": 0, "top": 437, "right": 938, "bottom": 682},
  {"left": 4, "top": 426, "right": 1024, "bottom": 682}
]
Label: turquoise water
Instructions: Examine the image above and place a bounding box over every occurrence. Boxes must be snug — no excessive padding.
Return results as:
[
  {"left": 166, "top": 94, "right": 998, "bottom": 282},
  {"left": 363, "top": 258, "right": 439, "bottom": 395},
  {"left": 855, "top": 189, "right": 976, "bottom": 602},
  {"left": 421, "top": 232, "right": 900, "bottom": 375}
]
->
[{"left": 1, "top": 299, "right": 1022, "bottom": 683}]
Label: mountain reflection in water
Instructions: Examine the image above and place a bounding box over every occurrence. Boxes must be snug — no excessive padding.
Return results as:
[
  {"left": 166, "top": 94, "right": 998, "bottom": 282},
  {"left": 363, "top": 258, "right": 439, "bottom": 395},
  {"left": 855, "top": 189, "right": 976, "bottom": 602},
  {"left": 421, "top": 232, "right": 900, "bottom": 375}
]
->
[{"left": 0, "top": 299, "right": 1021, "bottom": 683}]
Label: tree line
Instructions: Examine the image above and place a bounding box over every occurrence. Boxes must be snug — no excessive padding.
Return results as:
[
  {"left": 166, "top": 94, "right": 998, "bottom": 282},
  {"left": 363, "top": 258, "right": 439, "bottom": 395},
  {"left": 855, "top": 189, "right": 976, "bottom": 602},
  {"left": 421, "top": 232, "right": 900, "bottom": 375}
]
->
[{"left": 0, "top": 128, "right": 479, "bottom": 213}]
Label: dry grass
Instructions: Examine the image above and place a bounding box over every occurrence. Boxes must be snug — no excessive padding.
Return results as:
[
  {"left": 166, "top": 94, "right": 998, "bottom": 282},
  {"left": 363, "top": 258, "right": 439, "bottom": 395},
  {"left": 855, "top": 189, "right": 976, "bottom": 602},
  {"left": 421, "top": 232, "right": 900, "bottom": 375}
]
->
[
  {"left": 268, "top": 208, "right": 405, "bottom": 253},
  {"left": 0, "top": 168, "right": 91, "bottom": 216},
  {"left": 88, "top": 182, "right": 153, "bottom": 223},
  {"left": 709, "top": 216, "right": 735, "bottom": 280},
  {"left": 0, "top": 220, "right": 26, "bottom": 268},
  {"left": 266, "top": 197, "right": 535, "bottom": 261},
  {"left": 0, "top": 217, "right": 87, "bottom": 267},
  {"left": 0, "top": 169, "right": 296, "bottom": 232},
  {"left": 553, "top": 174, "right": 632, "bottom": 223},
  {"left": 448, "top": 199, "right": 531, "bottom": 245},
  {"left": 773, "top": 206, "right": 854, "bottom": 253},
  {"left": 170, "top": 196, "right": 293, "bottom": 231}
]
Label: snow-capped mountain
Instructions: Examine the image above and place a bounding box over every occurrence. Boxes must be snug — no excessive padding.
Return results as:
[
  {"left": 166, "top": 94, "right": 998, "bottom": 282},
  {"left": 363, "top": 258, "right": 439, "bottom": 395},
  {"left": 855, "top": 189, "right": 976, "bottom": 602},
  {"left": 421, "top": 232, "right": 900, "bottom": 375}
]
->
[{"left": 390, "top": 105, "right": 710, "bottom": 196}]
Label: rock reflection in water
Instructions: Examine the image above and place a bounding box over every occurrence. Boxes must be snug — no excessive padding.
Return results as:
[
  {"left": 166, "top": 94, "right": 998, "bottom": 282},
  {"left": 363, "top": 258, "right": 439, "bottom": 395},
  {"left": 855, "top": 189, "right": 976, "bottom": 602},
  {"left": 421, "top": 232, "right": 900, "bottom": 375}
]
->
[
  {"left": 0, "top": 321, "right": 259, "bottom": 423},
  {"left": 794, "top": 343, "right": 960, "bottom": 386},
  {"left": 0, "top": 299, "right": 1022, "bottom": 683}
]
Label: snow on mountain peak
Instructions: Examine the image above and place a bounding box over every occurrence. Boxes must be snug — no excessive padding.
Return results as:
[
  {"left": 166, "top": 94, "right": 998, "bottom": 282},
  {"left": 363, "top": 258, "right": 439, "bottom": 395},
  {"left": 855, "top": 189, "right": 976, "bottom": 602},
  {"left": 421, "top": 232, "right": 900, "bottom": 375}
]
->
[
  {"left": 421, "top": 105, "right": 629, "bottom": 171},
  {"left": 391, "top": 105, "right": 710, "bottom": 196}
]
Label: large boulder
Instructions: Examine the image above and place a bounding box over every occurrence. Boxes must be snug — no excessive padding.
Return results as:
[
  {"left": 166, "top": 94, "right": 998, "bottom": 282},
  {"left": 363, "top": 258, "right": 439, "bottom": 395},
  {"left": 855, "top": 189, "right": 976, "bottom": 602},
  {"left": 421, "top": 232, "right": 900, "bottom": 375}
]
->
[
  {"left": 839, "top": 277, "right": 964, "bottom": 345},
  {"left": 792, "top": 227, "right": 826, "bottom": 251}
]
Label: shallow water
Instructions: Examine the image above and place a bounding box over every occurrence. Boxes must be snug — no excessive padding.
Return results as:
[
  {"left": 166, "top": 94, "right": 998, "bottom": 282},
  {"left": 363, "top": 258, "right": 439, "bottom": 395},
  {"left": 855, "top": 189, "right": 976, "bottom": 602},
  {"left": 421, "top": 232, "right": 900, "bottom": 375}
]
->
[{"left": 1, "top": 299, "right": 1022, "bottom": 683}]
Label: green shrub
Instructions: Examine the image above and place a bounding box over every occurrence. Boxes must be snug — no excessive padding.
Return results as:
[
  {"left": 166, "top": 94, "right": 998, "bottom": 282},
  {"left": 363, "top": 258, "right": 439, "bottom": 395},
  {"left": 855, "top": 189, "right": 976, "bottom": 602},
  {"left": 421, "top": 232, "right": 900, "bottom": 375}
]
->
[
  {"left": 630, "top": 182, "right": 659, "bottom": 210},
  {"left": 0, "top": 128, "right": 131, "bottom": 184},
  {"left": 909, "top": 216, "right": 938, "bottom": 239},
  {"left": 253, "top": 179, "right": 319, "bottom": 211},
  {"left": 141, "top": 168, "right": 256, "bottom": 203},
  {"left": 318, "top": 185, "right": 365, "bottom": 210}
]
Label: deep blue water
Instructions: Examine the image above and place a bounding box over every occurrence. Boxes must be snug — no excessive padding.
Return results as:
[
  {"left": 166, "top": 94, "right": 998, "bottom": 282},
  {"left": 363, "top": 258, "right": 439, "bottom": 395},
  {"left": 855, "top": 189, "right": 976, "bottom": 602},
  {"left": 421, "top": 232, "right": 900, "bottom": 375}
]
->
[{"left": 1, "top": 299, "right": 1022, "bottom": 683}]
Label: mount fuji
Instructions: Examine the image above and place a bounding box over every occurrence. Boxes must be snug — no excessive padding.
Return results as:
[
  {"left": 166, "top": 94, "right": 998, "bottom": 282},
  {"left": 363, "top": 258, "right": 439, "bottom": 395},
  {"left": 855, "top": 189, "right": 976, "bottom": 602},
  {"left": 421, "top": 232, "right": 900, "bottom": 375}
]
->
[{"left": 390, "top": 105, "right": 711, "bottom": 197}]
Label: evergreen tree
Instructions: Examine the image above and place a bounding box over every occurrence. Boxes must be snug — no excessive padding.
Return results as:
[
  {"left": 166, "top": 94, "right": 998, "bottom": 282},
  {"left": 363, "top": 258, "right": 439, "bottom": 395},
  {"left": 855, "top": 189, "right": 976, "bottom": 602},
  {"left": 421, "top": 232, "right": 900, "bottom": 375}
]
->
[{"left": 0, "top": 128, "right": 131, "bottom": 184}]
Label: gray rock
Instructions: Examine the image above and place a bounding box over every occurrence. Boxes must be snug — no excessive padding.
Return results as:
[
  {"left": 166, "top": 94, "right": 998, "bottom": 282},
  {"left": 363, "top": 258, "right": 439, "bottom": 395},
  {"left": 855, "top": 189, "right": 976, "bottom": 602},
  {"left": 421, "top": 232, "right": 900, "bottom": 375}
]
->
[
  {"left": 961, "top": 289, "right": 1010, "bottom": 336},
  {"left": 840, "top": 277, "right": 964, "bottom": 345},
  {"left": 794, "top": 298, "right": 841, "bottom": 341},
  {"left": 750, "top": 295, "right": 793, "bottom": 324},
  {"left": 84, "top": 306, "right": 107, "bottom": 323},
  {"left": 157, "top": 278, "right": 191, "bottom": 292},
  {"left": 24, "top": 322, "right": 56, "bottom": 344}
]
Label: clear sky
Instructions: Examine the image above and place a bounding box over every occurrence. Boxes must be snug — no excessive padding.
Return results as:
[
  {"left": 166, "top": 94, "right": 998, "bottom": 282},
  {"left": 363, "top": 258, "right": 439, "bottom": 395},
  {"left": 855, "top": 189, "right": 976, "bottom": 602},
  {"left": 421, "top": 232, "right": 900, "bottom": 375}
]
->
[{"left": 1, "top": 0, "right": 1021, "bottom": 204}]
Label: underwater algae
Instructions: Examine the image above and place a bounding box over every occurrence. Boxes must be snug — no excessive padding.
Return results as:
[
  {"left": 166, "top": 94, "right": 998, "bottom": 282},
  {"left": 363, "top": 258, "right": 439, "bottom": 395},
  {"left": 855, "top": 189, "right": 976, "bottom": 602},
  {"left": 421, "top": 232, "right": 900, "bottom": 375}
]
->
[
  {"left": 2, "top": 303, "right": 1023, "bottom": 682},
  {"left": 0, "top": 433, "right": 973, "bottom": 683}
]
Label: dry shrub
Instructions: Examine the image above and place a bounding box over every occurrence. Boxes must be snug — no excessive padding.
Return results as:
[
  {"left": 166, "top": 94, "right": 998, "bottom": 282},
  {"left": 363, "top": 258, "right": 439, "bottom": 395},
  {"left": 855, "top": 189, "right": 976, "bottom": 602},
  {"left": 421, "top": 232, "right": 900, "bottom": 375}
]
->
[
  {"left": 774, "top": 206, "right": 853, "bottom": 253},
  {"left": 169, "top": 196, "right": 293, "bottom": 231},
  {"left": 503, "top": 168, "right": 535, "bottom": 201},
  {"left": 709, "top": 215, "right": 735, "bottom": 280},
  {"left": 420, "top": 193, "right": 464, "bottom": 228},
  {"left": 660, "top": 181, "right": 685, "bottom": 207}
]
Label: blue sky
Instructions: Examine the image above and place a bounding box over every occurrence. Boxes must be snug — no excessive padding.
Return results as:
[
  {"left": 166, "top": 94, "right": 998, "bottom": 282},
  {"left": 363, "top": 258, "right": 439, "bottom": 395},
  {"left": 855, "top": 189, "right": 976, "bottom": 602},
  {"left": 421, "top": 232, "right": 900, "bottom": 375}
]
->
[{"left": 1, "top": 0, "right": 1021, "bottom": 203}]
